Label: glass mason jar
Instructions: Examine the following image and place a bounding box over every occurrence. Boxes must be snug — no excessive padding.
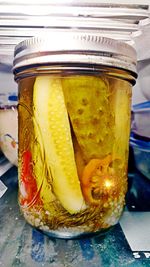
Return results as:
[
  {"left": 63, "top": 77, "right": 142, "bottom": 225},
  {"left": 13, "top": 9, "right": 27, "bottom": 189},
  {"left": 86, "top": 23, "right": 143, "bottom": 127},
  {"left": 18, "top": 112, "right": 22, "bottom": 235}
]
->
[{"left": 13, "top": 33, "right": 137, "bottom": 238}]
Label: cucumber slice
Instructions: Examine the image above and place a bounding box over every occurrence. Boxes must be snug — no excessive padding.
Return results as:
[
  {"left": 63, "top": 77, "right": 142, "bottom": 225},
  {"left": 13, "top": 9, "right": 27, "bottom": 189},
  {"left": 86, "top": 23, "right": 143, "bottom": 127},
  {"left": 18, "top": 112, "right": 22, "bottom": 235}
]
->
[
  {"left": 33, "top": 76, "right": 85, "bottom": 214},
  {"left": 111, "top": 79, "right": 131, "bottom": 161}
]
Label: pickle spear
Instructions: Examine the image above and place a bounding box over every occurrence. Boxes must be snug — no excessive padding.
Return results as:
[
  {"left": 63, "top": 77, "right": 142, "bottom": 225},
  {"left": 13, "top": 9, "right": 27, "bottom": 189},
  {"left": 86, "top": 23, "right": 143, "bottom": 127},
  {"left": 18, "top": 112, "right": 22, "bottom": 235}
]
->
[
  {"left": 62, "top": 76, "right": 114, "bottom": 162},
  {"left": 33, "top": 76, "right": 85, "bottom": 214},
  {"left": 111, "top": 79, "right": 131, "bottom": 161}
]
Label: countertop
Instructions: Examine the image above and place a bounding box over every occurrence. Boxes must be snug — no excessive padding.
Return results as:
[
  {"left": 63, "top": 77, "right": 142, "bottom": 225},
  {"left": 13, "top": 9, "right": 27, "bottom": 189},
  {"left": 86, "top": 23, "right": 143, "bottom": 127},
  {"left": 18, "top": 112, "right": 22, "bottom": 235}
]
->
[{"left": 0, "top": 158, "right": 150, "bottom": 267}]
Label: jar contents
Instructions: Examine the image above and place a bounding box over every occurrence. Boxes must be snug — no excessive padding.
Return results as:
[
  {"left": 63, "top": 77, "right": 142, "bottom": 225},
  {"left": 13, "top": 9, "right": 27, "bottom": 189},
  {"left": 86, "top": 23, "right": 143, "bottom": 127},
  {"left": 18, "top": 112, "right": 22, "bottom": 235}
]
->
[{"left": 18, "top": 74, "right": 131, "bottom": 237}]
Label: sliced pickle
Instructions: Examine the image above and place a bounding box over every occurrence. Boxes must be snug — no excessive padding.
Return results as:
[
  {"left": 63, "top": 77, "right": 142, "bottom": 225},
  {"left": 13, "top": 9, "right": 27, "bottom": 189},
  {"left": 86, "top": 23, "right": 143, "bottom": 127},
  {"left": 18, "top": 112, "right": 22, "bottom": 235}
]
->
[
  {"left": 110, "top": 79, "right": 132, "bottom": 161},
  {"left": 62, "top": 76, "right": 114, "bottom": 162},
  {"left": 33, "top": 76, "right": 85, "bottom": 214}
]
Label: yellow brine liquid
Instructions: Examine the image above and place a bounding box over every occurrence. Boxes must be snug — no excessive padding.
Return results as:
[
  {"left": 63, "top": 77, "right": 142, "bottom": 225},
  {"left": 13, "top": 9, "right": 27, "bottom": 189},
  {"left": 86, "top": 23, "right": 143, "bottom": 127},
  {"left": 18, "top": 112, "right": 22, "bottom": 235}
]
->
[{"left": 18, "top": 74, "right": 132, "bottom": 237}]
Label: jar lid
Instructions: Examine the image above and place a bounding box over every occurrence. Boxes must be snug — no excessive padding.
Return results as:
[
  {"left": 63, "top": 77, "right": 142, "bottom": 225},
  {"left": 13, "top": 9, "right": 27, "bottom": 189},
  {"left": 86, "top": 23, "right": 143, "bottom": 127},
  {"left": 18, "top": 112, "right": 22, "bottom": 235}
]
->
[{"left": 13, "top": 32, "right": 137, "bottom": 74}]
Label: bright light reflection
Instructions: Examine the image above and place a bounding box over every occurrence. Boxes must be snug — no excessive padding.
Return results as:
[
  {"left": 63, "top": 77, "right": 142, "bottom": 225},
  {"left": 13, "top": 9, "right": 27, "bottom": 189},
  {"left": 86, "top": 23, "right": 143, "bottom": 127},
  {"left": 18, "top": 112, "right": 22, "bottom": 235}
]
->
[{"left": 105, "top": 180, "right": 112, "bottom": 188}]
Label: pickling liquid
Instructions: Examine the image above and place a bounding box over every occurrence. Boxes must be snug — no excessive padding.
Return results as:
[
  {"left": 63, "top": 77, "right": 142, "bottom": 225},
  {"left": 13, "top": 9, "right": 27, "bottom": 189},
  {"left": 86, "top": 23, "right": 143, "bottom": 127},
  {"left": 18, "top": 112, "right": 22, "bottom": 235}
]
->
[{"left": 18, "top": 74, "right": 132, "bottom": 238}]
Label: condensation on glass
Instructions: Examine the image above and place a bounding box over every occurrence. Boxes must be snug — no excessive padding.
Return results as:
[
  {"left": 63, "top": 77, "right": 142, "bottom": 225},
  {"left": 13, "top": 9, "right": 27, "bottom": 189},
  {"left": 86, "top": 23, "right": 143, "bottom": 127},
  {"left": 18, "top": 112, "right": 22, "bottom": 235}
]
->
[{"left": 13, "top": 32, "right": 137, "bottom": 238}]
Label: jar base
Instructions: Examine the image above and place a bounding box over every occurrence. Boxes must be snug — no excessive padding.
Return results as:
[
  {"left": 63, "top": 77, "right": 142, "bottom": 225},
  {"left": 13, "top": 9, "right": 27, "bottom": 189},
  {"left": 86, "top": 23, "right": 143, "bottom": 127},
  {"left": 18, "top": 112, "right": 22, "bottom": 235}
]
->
[{"left": 36, "top": 225, "right": 114, "bottom": 240}]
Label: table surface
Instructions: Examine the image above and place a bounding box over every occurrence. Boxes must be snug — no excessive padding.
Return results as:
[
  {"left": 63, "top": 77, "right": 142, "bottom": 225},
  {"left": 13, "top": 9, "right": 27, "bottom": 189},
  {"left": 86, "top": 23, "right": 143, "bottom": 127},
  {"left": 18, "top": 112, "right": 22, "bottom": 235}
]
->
[{"left": 0, "top": 163, "right": 150, "bottom": 267}]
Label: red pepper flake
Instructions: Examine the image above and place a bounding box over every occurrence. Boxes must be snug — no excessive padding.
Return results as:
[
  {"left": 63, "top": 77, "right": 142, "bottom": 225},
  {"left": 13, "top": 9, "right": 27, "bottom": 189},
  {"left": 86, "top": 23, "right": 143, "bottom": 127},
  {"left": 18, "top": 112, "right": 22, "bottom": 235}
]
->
[{"left": 19, "top": 150, "right": 41, "bottom": 207}]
